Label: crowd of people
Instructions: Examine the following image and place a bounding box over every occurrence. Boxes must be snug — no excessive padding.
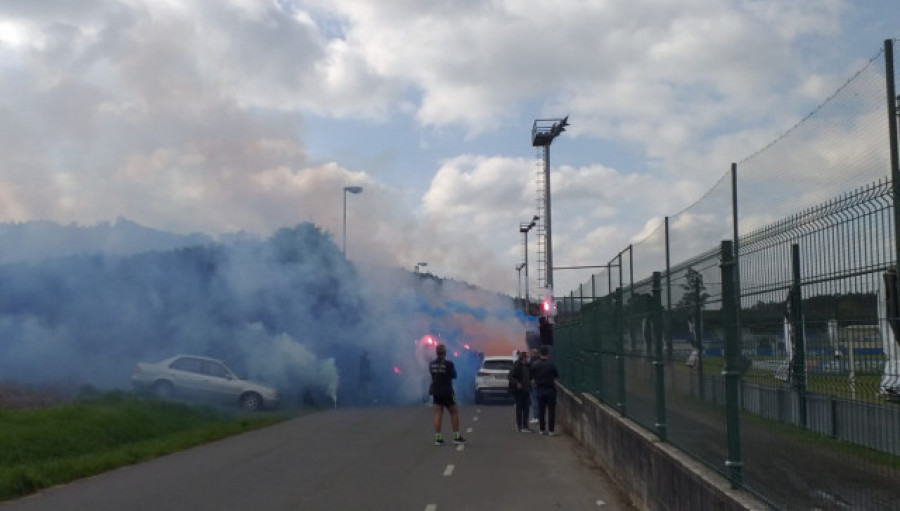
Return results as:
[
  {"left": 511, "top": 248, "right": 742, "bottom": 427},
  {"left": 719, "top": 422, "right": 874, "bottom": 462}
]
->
[
  {"left": 428, "top": 341, "right": 559, "bottom": 444},
  {"left": 508, "top": 346, "right": 559, "bottom": 435}
]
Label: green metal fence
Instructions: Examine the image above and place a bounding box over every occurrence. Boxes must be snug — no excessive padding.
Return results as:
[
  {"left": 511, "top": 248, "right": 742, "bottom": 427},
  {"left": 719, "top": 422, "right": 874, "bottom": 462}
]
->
[{"left": 555, "top": 40, "right": 900, "bottom": 510}]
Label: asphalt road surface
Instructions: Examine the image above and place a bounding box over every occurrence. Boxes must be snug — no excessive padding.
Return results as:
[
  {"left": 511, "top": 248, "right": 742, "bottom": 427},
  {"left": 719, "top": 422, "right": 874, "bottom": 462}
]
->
[{"left": 2, "top": 403, "right": 633, "bottom": 511}]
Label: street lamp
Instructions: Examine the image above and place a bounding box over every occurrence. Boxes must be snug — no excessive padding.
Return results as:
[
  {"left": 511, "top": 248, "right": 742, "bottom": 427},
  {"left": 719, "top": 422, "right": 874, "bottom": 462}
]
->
[
  {"left": 531, "top": 116, "right": 568, "bottom": 292},
  {"left": 414, "top": 262, "right": 428, "bottom": 273},
  {"left": 343, "top": 186, "right": 363, "bottom": 256},
  {"left": 520, "top": 215, "right": 539, "bottom": 310}
]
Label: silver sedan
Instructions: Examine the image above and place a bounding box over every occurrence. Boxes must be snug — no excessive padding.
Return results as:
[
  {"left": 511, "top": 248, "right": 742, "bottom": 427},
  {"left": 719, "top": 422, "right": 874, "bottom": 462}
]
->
[{"left": 131, "top": 354, "right": 279, "bottom": 411}]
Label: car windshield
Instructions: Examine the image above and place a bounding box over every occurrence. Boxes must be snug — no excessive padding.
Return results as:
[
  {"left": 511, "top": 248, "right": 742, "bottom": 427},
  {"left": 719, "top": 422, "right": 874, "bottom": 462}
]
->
[{"left": 482, "top": 360, "right": 514, "bottom": 371}]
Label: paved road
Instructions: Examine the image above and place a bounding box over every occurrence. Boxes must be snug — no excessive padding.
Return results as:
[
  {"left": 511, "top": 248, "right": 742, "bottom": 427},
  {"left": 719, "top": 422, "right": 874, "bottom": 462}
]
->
[{"left": 1, "top": 403, "right": 632, "bottom": 511}]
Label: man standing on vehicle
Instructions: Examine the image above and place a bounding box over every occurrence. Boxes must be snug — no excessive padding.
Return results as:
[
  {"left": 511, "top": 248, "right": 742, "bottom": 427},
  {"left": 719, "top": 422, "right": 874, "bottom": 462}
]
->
[
  {"left": 531, "top": 345, "right": 560, "bottom": 435},
  {"left": 429, "top": 343, "right": 467, "bottom": 446}
]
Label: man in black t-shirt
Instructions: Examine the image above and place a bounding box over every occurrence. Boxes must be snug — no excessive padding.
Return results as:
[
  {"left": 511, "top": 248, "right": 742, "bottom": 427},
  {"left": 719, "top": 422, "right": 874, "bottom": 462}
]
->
[{"left": 429, "top": 343, "right": 467, "bottom": 446}]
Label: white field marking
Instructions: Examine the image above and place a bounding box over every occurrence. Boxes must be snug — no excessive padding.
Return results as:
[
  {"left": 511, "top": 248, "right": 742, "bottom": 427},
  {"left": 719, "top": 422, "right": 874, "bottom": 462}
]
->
[
  {"left": 443, "top": 464, "right": 455, "bottom": 477},
  {"left": 425, "top": 505, "right": 437, "bottom": 511}
]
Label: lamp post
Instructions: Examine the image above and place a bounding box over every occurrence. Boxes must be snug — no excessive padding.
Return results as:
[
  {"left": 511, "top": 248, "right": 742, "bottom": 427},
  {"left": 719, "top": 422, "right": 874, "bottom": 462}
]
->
[
  {"left": 531, "top": 116, "right": 568, "bottom": 293},
  {"left": 520, "top": 215, "right": 539, "bottom": 311},
  {"left": 343, "top": 186, "right": 363, "bottom": 256},
  {"left": 414, "top": 262, "right": 428, "bottom": 274}
]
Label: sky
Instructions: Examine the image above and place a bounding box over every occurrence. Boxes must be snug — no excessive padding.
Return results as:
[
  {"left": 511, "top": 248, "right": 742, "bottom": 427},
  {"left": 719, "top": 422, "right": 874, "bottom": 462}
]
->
[{"left": 1, "top": 0, "right": 899, "bottom": 299}]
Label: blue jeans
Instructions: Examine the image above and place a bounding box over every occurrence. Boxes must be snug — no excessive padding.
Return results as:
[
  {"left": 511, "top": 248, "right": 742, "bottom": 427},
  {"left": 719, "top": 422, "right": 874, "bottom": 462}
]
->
[{"left": 514, "top": 390, "right": 531, "bottom": 429}]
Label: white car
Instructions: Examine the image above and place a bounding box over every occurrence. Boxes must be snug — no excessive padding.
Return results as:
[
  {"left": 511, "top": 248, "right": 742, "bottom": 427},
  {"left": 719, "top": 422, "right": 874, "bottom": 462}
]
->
[
  {"left": 474, "top": 355, "right": 515, "bottom": 404},
  {"left": 131, "top": 354, "right": 279, "bottom": 411}
]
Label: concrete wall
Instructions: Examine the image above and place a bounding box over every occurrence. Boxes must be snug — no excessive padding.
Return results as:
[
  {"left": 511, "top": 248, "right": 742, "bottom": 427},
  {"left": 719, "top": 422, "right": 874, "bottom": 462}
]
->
[{"left": 556, "top": 384, "right": 767, "bottom": 511}]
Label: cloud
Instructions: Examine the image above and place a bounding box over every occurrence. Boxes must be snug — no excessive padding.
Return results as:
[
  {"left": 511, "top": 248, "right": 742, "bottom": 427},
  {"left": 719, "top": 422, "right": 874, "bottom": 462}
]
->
[{"left": 0, "top": 0, "right": 892, "bottom": 301}]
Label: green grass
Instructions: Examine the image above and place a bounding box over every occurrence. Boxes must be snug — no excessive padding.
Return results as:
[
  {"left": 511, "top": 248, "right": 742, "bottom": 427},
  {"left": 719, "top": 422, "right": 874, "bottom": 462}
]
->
[{"left": 0, "top": 392, "right": 291, "bottom": 501}]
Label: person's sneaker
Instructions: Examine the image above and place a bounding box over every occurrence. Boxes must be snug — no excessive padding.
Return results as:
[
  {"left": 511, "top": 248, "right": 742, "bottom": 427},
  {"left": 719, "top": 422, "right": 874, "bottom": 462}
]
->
[
  {"left": 519, "top": 428, "right": 533, "bottom": 433},
  {"left": 453, "top": 435, "right": 467, "bottom": 445},
  {"left": 434, "top": 438, "right": 445, "bottom": 446},
  {"left": 539, "top": 430, "right": 548, "bottom": 435}
]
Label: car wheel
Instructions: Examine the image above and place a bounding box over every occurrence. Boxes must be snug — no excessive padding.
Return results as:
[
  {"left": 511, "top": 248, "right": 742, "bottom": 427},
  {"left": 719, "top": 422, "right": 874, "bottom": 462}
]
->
[
  {"left": 153, "top": 381, "right": 174, "bottom": 400},
  {"left": 240, "top": 392, "right": 262, "bottom": 411}
]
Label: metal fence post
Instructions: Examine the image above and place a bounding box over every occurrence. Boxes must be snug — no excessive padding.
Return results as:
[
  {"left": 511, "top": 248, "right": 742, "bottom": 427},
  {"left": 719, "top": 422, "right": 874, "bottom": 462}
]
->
[
  {"left": 615, "top": 286, "right": 626, "bottom": 415},
  {"left": 884, "top": 39, "right": 900, "bottom": 268},
  {"left": 652, "top": 272, "right": 667, "bottom": 441},
  {"left": 721, "top": 240, "right": 743, "bottom": 488},
  {"left": 665, "top": 217, "right": 673, "bottom": 361},
  {"left": 791, "top": 243, "right": 808, "bottom": 429}
]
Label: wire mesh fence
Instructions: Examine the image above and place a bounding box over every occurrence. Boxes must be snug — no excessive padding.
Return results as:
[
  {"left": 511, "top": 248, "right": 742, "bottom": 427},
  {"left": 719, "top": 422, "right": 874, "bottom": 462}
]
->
[{"left": 555, "top": 40, "right": 900, "bottom": 510}]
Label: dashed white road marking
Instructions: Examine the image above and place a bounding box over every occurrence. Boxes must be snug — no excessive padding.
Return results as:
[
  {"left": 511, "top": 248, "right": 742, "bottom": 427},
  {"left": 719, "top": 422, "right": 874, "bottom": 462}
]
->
[
  {"left": 473, "top": 416, "right": 479, "bottom": 421},
  {"left": 443, "top": 464, "right": 455, "bottom": 477},
  {"left": 596, "top": 500, "right": 606, "bottom": 506},
  {"left": 425, "top": 504, "right": 437, "bottom": 511},
  {"left": 466, "top": 427, "right": 473, "bottom": 433},
  {"left": 456, "top": 444, "right": 465, "bottom": 452}
]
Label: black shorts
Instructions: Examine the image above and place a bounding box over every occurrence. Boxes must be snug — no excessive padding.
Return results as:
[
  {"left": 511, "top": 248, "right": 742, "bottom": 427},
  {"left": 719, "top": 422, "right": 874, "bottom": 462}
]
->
[{"left": 432, "top": 391, "right": 457, "bottom": 408}]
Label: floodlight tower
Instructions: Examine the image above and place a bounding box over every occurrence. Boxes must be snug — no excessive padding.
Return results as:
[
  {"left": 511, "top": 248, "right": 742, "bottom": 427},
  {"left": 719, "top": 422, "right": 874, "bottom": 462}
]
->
[{"left": 531, "top": 116, "right": 568, "bottom": 295}]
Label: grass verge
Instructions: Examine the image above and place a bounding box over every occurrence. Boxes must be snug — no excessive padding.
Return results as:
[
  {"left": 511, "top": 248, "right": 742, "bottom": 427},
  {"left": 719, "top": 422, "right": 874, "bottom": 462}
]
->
[{"left": 0, "top": 391, "right": 291, "bottom": 501}]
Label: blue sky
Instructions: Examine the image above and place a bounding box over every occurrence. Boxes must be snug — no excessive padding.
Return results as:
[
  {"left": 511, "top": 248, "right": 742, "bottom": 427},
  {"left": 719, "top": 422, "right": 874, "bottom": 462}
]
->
[{"left": 1, "top": 0, "right": 899, "bottom": 298}]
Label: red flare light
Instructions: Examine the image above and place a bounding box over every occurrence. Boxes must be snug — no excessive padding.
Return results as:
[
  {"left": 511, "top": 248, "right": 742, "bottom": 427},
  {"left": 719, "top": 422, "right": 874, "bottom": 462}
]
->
[{"left": 393, "top": 366, "right": 401, "bottom": 374}]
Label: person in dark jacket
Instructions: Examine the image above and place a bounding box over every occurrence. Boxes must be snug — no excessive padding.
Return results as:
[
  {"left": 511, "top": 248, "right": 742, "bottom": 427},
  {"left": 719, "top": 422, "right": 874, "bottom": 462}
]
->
[
  {"left": 508, "top": 350, "right": 533, "bottom": 432},
  {"left": 429, "top": 343, "right": 467, "bottom": 446},
  {"left": 531, "top": 345, "right": 560, "bottom": 435}
]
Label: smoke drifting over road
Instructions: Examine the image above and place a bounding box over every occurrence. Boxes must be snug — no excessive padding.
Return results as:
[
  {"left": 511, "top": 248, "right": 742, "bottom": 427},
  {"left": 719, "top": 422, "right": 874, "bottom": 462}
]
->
[{"left": 0, "top": 219, "right": 526, "bottom": 406}]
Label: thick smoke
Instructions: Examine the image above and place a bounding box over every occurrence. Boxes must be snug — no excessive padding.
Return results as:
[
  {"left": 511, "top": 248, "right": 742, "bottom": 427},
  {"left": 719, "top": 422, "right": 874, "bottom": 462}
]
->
[{"left": 0, "top": 219, "right": 526, "bottom": 406}]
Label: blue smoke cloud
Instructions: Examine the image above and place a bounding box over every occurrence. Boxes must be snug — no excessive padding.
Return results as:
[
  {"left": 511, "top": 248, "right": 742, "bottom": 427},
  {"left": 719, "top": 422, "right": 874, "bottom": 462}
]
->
[{"left": 0, "top": 220, "right": 526, "bottom": 407}]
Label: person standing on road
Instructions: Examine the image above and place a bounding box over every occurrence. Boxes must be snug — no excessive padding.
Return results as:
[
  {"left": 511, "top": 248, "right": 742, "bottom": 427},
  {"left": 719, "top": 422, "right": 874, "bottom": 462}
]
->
[
  {"left": 508, "top": 350, "right": 534, "bottom": 432},
  {"left": 531, "top": 345, "right": 559, "bottom": 435},
  {"left": 528, "top": 348, "right": 540, "bottom": 425},
  {"left": 359, "top": 351, "right": 373, "bottom": 405},
  {"left": 429, "top": 343, "right": 467, "bottom": 446}
]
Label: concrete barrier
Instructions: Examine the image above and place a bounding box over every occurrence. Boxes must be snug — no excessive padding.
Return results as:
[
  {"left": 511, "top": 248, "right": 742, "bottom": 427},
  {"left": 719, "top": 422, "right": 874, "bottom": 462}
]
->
[{"left": 556, "top": 384, "right": 767, "bottom": 511}]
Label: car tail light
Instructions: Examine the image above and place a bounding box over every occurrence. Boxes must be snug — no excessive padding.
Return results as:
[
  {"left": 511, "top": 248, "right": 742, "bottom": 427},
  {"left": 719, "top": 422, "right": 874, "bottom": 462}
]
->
[{"left": 477, "top": 371, "right": 490, "bottom": 377}]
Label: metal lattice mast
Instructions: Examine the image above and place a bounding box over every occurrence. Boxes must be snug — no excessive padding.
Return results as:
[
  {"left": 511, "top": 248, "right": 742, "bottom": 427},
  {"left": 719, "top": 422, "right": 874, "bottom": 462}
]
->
[
  {"left": 531, "top": 116, "right": 568, "bottom": 294},
  {"left": 535, "top": 145, "right": 547, "bottom": 288}
]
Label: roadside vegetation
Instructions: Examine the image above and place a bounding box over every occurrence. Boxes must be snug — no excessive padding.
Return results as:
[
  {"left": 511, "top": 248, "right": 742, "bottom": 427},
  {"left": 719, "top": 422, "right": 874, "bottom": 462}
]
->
[{"left": 0, "top": 390, "right": 293, "bottom": 501}]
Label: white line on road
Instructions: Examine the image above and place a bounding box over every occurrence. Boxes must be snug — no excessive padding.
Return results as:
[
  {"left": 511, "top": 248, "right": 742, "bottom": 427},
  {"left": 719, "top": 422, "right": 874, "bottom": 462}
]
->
[
  {"left": 425, "top": 504, "right": 437, "bottom": 511},
  {"left": 473, "top": 416, "right": 479, "bottom": 421},
  {"left": 456, "top": 444, "right": 465, "bottom": 452},
  {"left": 466, "top": 427, "right": 473, "bottom": 433},
  {"left": 443, "top": 464, "right": 455, "bottom": 477}
]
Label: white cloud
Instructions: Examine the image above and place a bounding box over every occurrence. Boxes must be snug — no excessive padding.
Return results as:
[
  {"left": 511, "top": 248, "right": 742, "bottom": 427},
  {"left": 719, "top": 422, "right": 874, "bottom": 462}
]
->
[{"left": 0, "top": 0, "right": 896, "bottom": 298}]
